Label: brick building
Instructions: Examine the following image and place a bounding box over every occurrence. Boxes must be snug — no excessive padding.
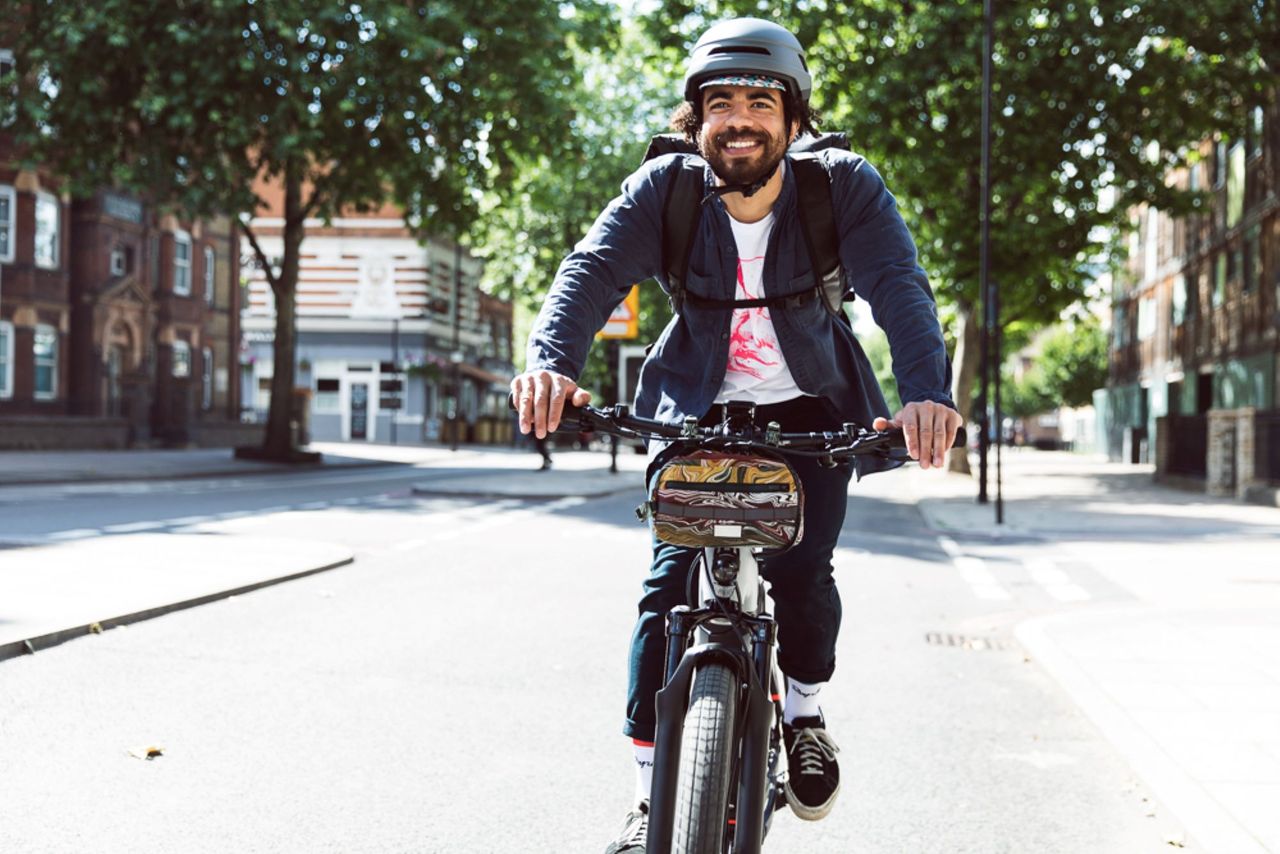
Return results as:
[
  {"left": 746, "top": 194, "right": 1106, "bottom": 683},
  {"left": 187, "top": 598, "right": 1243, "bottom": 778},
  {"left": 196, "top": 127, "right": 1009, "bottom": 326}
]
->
[
  {"left": 1102, "top": 92, "right": 1278, "bottom": 497},
  {"left": 0, "top": 159, "right": 250, "bottom": 448}
]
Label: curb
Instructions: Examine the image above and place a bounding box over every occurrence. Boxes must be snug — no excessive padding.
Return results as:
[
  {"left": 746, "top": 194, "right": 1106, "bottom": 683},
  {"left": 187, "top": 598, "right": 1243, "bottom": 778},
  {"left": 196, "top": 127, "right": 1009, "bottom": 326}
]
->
[
  {"left": 0, "top": 554, "right": 355, "bottom": 665},
  {"left": 409, "top": 482, "right": 641, "bottom": 501},
  {"left": 0, "top": 458, "right": 400, "bottom": 488}
]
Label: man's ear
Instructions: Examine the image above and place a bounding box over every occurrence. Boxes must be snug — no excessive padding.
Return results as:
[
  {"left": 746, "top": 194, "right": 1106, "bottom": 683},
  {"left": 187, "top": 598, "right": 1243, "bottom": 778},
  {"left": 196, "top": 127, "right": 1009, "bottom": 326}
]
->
[{"left": 789, "top": 119, "right": 801, "bottom": 142}]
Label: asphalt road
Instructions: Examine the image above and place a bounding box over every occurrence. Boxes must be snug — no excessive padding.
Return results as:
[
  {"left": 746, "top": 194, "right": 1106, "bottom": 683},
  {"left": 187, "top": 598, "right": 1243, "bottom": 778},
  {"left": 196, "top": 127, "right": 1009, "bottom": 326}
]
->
[{"left": 0, "top": 466, "right": 1195, "bottom": 852}]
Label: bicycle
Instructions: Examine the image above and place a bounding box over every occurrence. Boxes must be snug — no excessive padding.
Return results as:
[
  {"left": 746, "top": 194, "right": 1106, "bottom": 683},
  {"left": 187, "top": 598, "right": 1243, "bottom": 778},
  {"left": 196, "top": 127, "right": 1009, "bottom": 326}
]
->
[{"left": 537, "top": 398, "right": 963, "bottom": 854}]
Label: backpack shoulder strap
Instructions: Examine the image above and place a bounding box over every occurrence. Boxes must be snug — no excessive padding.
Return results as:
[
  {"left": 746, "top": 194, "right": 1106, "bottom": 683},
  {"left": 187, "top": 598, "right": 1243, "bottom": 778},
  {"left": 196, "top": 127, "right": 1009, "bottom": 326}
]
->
[
  {"left": 790, "top": 152, "right": 850, "bottom": 316},
  {"left": 661, "top": 158, "right": 706, "bottom": 315}
]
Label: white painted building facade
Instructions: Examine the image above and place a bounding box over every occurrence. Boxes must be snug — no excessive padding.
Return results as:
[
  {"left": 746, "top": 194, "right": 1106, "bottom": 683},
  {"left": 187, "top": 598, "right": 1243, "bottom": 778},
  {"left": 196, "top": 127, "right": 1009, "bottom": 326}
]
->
[{"left": 240, "top": 216, "right": 514, "bottom": 444}]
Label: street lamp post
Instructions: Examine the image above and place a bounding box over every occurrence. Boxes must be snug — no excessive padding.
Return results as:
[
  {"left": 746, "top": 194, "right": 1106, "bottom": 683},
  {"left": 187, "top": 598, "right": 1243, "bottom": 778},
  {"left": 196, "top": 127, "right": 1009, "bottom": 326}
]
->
[{"left": 451, "top": 241, "right": 463, "bottom": 452}]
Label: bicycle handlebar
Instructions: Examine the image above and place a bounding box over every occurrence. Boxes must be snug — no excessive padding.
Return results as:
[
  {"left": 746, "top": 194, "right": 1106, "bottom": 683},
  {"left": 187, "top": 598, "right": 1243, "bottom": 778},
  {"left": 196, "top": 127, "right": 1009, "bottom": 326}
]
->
[{"left": 509, "top": 396, "right": 966, "bottom": 461}]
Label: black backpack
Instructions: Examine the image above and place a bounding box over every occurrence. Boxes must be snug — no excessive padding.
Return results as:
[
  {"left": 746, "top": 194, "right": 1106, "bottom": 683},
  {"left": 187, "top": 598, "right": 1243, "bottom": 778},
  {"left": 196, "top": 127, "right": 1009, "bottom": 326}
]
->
[{"left": 641, "top": 132, "right": 854, "bottom": 318}]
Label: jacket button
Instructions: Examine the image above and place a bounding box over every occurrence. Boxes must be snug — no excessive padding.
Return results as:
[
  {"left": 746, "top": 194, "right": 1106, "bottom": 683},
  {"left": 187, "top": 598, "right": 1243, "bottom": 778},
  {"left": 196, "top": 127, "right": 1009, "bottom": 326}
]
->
[{"left": 721, "top": 332, "right": 729, "bottom": 340}]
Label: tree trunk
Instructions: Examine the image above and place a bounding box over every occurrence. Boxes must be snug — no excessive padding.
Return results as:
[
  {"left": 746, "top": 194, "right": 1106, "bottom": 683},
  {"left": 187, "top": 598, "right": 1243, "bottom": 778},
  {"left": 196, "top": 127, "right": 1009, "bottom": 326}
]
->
[
  {"left": 948, "top": 298, "right": 981, "bottom": 474},
  {"left": 262, "top": 160, "right": 305, "bottom": 460}
]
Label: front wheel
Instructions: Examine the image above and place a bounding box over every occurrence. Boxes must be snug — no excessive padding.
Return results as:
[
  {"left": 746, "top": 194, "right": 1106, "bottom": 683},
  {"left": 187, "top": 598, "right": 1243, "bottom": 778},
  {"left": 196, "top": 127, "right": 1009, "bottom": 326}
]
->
[{"left": 673, "top": 662, "right": 739, "bottom": 854}]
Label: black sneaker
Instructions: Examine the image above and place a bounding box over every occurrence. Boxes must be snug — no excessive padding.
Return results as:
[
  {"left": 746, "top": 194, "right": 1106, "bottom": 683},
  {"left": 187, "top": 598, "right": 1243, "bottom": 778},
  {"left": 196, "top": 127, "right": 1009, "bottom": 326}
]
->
[
  {"left": 782, "top": 715, "right": 840, "bottom": 820},
  {"left": 603, "top": 800, "right": 648, "bottom": 854}
]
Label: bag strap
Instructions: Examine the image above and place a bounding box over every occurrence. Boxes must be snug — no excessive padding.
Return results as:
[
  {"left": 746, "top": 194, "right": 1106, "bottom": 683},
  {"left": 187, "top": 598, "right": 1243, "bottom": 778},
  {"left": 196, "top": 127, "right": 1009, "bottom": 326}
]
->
[
  {"left": 661, "top": 159, "right": 705, "bottom": 315},
  {"left": 791, "top": 152, "right": 850, "bottom": 316},
  {"left": 655, "top": 145, "right": 852, "bottom": 317}
]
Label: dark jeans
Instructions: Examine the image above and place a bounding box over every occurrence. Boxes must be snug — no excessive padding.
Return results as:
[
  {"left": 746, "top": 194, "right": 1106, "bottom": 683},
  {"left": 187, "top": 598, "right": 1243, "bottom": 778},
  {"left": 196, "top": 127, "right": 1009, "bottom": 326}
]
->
[{"left": 623, "top": 396, "right": 854, "bottom": 741}]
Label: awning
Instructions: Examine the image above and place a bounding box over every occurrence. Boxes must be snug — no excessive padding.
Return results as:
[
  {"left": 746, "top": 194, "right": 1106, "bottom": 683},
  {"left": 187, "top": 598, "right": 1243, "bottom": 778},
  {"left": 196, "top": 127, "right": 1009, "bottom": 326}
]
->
[{"left": 459, "top": 363, "right": 510, "bottom": 386}]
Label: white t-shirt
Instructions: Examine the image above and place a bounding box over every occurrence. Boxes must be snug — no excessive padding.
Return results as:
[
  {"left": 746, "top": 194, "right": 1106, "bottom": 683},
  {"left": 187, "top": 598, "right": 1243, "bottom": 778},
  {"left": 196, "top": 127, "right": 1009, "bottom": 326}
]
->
[{"left": 713, "top": 212, "right": 806, "bottom": 405}]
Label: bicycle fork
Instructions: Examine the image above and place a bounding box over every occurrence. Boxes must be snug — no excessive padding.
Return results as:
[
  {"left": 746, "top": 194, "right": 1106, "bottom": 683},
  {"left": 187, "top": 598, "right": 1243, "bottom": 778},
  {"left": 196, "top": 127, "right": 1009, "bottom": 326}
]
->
[{"left": 646, "top": 547, "right": 781, "bottom": 854}]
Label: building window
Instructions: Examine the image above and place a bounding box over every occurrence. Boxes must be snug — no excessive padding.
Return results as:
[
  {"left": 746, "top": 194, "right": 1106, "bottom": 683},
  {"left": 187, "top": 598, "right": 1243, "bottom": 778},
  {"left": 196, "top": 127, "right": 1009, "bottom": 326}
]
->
[
  {"left": 1244, "top": 227, "right": 1260, "bottom": 293},
  {"left": 0, "top": 320, "right": 13, "bottom": 399},
  {"left": 1249, "top": 105, "right": 1264, "bottom": 160},
  {"left": 1137, "top": 296, "right": 1156, "bottom": 341},
  {"left": 1213, "top": 253, "right": 1226, "bottom": 307},
  {"left": 314, "top": 378, "right": 341, "bottom": 413},
  {"left": 1113, "top": 305, "right": 1129, "bottom": 349},
  {"left": 34, "top": 192, "right": 60, "bottom": 269},
  {"left": 172, "top": 339, "right": 191, "bottom": 378},
  {"left": 0, "top": 184, "right": 14, "bottom": 263},
  {"left": 33, "top": 324, "right": 57, "bottom": 399},
  {"left": 173, "top": 231, "right": 192, "bottom": 295},
  {"left": 202, "top": 346, "right": 214, "bottom": 409},
  {"left": 1171, "top": 275, "right": 1187, "bottom": 327},
  {"left": 203, "top": 246, "right": 215, "bottom": 304}
]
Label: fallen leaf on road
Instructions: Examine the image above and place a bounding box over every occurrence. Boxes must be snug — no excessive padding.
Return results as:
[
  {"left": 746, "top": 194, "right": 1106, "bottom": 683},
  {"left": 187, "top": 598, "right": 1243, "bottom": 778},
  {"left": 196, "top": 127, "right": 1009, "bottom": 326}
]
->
[
  {"left": 127, "top": 746, "right": 164, "bottom": 760},
  {"left": 1164, "top": 834, "right": 1185, "bottom": 847},
  {"left": 88, "top": 623, "right": 103, "bottom": 634}
]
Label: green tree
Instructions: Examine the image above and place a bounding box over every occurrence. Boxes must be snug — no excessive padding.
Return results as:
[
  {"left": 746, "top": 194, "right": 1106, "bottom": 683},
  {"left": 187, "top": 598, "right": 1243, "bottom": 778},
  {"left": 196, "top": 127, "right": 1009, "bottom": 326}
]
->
[
  {"left": 9, "top": 0, "right": 611, "bottom": 459},
  {"left": 645, "top": 0, "right": 1271, "bottom": 471},
  {"left": 477, "top": 19, "right": 674, "bottom": 400},
  {"left": 1003, "top": 318, "right": 1109, "bottom": 420}
]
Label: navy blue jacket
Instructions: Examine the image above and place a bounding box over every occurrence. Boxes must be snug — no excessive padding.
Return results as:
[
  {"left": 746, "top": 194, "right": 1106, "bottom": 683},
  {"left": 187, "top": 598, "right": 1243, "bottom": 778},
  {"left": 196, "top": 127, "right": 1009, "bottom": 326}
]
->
[{"left": 526, "top": 147, "right": 955, "bottom": 469}]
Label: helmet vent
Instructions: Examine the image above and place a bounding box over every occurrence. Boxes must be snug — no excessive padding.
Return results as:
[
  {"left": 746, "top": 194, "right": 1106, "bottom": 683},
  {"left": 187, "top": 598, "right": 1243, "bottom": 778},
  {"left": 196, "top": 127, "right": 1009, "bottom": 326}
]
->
[{"left": 709, "top": 45, "right": 772, "bottom": 56}]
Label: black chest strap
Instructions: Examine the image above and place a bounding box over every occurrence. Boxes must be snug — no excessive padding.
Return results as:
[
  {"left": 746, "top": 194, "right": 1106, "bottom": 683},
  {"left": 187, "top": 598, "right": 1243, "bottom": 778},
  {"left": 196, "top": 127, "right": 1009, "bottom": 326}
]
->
[{"left": 660, "top": 155, "right": 848, "bottom": 317}]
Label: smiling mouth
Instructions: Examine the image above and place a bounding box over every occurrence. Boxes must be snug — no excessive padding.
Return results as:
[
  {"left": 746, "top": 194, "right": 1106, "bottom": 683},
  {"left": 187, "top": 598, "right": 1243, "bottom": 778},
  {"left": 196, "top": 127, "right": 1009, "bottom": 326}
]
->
[{"left": 721, "top": 138, "right": 764, "bottom": 155}]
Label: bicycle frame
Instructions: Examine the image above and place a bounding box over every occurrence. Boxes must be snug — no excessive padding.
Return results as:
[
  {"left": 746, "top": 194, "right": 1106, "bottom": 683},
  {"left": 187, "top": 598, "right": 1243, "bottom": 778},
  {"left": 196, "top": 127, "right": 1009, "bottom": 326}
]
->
[
  {"left": 646, "top": 545, "right": 782, "bottom": 854},
  {"left": 504, "top": 395, "right": 963, "bottom": 853}
]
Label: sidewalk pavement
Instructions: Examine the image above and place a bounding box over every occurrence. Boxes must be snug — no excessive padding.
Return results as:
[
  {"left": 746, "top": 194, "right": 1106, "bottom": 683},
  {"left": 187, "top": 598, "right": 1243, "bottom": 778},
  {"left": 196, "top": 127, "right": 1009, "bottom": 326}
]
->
[
  {"left": 872, "top": 450, "right": 1280, "bottom": 854},
  {"left": 0, "top": 441, "right": 648, "bottom": 663},
  {"left": 4, "top": 442, "right": 1278, "bottom": 852}
]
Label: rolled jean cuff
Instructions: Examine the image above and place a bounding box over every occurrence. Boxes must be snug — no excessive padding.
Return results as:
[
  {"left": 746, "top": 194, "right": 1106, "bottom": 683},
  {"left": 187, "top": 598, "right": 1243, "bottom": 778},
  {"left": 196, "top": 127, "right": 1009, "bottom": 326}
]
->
[{"left": 623, "top": 718, "right": 656, "bottom": 743}]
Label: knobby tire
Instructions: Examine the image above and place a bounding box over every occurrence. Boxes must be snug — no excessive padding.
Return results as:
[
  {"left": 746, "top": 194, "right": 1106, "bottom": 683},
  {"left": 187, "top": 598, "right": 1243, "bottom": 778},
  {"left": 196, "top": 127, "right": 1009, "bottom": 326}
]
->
[{"left": 673, "top": 662, "right": 738, "bottom": 854}]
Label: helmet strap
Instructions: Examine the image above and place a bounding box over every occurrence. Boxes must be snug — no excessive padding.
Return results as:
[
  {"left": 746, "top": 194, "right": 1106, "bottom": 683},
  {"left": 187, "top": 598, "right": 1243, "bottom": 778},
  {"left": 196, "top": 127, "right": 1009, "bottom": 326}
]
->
[{"left": 701, "top": 160, "right": 781, "bottom": 204}]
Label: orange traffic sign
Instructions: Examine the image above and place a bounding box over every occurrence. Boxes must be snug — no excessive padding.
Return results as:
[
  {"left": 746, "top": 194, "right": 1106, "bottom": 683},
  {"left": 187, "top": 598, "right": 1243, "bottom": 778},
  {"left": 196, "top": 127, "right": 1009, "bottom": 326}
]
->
[{"left": 597, "top": 285, "right": 640, "bottom": 340}]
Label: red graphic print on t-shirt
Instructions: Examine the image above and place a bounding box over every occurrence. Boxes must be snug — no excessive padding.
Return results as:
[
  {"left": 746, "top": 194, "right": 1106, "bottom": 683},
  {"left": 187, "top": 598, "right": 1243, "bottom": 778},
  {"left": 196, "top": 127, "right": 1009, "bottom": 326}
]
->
[{"left": 725, "top": 254, "right": 779, "bottom": 381}]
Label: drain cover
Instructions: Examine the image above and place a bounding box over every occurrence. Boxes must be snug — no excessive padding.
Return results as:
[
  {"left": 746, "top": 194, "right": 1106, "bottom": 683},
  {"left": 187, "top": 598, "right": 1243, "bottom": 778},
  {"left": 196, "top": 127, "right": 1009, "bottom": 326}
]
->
[{"left": 925, "top": 632, "right": 1007, "bottom": 651}]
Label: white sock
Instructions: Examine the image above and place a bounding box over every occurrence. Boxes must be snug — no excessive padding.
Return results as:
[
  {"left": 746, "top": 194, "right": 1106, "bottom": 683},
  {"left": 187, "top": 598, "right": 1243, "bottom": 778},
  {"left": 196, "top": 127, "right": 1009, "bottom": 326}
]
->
[
  {"left": 784, "top": 678, "right": 825, "bottom": 724},
  {"left": 633, "top": 739, "right": 655, "bottom": 805}
]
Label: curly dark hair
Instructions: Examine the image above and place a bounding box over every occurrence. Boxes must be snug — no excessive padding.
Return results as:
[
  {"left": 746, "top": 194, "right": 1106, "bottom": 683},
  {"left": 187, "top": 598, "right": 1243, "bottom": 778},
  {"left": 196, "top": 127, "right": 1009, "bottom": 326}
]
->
[{"left": 668, "top": 90, "right": 822, "bottom": 143}]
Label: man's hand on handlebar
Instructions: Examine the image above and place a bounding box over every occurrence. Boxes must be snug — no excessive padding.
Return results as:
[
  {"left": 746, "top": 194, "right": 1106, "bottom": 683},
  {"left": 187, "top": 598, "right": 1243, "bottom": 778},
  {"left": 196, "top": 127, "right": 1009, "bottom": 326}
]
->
[
  {"left": 872, "top": 401, "right": 963, "bottom": 471},
  {"left": 511, "top": 370, "right": 593, "bottom": 439}
]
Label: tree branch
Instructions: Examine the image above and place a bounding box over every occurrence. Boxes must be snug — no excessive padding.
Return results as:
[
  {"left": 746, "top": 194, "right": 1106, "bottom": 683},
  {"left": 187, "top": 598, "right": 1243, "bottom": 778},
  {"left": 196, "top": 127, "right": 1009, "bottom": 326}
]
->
[{"left": 240, "top": 219, "right": 279, "bottom": 292}]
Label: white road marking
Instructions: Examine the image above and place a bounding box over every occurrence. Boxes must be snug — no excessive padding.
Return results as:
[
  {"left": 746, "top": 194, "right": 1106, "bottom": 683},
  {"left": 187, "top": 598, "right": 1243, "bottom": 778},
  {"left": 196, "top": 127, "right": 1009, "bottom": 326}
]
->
[
  {"left": 1025, "top": 557, "right": 1091, "bottom": 602},
  {"left": 45, "top": 528, "right": 100, "bottom": 541},
  {"left": 102, "top": 521, "right": 166, "bottom": 534},
  {"left": 168, "top": 515, "right": 215, "bottom": 526},
  {"left": 938, "top": 536, "right": 963, "bottom": 558},
  {"left": 950, "top": 552, "right": 1013, "bottom": 601}
]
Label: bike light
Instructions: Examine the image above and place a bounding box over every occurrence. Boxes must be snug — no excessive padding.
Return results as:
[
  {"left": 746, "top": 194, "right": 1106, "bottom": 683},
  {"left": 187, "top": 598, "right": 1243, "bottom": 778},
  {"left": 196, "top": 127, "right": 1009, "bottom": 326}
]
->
[{"left": 712, "top": 551, "right": 740, "bottom": 585}]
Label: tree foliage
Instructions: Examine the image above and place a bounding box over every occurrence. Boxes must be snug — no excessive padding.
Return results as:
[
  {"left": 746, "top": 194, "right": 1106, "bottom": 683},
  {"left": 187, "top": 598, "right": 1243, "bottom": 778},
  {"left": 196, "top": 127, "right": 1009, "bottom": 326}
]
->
[
  {"left": 643, "top": 0, "right": 1271, "bottom": 467},
  {"left": 476, "top": 20, "right": 676, "bottom": 398},
  {"left": 9, "top": 0, "right": 612, "bottom": 456},
  {"left": 1005, "top": 319, "right": 1109, "bottom": 417}
]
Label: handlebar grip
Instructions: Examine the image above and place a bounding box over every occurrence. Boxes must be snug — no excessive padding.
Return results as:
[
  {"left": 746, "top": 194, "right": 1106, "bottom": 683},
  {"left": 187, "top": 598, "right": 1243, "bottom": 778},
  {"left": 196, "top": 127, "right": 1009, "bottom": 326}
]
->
[
  {"left": 507, "top": 392, "right": 589, "bottom": 431},
  {"left": 888, "top": 426, "right": 968, "bottom": 449}
]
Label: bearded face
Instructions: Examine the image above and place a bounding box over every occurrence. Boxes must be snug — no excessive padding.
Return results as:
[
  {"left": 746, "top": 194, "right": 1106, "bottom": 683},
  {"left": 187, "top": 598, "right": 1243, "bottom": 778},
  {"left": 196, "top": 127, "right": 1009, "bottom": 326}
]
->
[
  {"left": 699, "top": 125, "right": 790, "bottom": 188},
  {"left": 696, "top": 86, "right": 793, "bottom": 190}
]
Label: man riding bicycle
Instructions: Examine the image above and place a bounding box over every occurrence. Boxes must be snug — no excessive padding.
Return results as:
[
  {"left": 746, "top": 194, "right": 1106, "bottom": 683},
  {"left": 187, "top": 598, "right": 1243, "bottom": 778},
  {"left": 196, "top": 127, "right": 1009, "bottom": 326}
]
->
[{"left": 511, "top": 17, "right": 962, "bottom": 852}]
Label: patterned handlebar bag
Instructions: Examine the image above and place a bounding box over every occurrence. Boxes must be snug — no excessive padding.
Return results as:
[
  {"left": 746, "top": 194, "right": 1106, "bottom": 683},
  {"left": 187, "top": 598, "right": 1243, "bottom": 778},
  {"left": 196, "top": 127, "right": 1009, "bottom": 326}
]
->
[{"left": 646, "top": 450, "right": 804, "bottom": 549}]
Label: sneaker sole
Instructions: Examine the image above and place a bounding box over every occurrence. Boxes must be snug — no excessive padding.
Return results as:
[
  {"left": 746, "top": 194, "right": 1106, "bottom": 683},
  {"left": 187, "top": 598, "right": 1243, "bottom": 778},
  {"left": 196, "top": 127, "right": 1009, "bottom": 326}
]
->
[{"left": 784, "top": 779, "right": 840, "bottom": 821}]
